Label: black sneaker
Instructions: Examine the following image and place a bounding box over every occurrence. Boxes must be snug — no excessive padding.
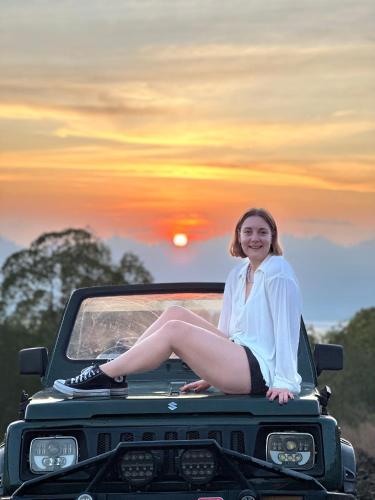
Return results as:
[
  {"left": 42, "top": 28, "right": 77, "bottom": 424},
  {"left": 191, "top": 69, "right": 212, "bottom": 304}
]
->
[{"left": 53, "top": 365, "right": 128, "bottom": 397}]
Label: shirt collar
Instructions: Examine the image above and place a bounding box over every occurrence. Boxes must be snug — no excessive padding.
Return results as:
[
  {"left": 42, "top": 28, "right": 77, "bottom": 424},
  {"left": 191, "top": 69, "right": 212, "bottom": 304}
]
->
[
  {"left": 238, "top": 254, "right": 273, "bottom": 278},
  {"left": 238, "top": 259, "right": 250, "bottom": 279}
]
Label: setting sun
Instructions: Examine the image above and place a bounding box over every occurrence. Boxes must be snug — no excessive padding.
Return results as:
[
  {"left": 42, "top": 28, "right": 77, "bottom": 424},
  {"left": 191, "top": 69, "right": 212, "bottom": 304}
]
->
[{"left": 173, "top": 233, "right": 188, "bottom": 247}]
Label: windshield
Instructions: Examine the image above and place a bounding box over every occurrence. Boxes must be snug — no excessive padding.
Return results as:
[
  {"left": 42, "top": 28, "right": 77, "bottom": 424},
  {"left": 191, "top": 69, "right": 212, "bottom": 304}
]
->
[{"left": 67, "top": 292, "right": 223, "bottom": 360}]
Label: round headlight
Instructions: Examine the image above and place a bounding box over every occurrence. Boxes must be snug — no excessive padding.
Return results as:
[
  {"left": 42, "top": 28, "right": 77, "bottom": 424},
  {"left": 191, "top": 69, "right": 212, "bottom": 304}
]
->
[
  {"left": 179, "top": 448, "right": 217, "bottom": 485},
  {"left": 119, "top": 450, "right": 156, "bottom": 486}
]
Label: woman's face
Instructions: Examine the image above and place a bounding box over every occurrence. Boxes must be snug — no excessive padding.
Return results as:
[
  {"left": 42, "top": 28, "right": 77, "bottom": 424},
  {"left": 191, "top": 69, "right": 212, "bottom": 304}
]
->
[{"left": 239, "top": 215, "right": 273, "bottom": 263}]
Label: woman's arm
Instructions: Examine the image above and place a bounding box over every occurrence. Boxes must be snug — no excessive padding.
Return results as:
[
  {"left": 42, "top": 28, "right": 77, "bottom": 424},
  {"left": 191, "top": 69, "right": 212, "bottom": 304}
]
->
[
  {"left": 217, "top": 271, "right": 234, "bottom": 337},
  {"left": 266, "top": 275, "right": 302, "bottom": 402}
]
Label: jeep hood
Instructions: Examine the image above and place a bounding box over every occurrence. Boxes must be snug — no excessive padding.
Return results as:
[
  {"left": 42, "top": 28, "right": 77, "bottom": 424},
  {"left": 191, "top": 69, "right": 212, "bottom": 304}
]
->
[{"left": 24, "top": 383, "right": 320, "bottom": 420}]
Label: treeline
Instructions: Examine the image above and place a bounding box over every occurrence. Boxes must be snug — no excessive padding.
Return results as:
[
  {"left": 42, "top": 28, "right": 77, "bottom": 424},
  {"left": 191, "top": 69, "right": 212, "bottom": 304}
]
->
[
  {"left": 315, "top": 307, "right": 375, "bottom": 426},
  {"left": 0, "top": 228, "right": 153, "bottom": 434},
  {"left": 317, "top": 308, "right": 375, "bottom": 499}
]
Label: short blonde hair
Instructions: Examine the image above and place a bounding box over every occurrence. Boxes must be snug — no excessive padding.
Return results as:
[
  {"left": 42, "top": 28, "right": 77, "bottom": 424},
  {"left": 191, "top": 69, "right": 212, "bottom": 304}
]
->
[{"left": 229, "top": 207, "right": 283, "bottom": 258}]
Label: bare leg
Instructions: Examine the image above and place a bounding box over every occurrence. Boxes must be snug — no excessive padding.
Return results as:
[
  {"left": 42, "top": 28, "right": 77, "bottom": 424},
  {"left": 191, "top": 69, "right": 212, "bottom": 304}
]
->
[
  {"left": 134, "top": 305, "right": 227, "bottom": 345},
  {"left": 101, "top": 320, "right": 251, "bottom": 394}
]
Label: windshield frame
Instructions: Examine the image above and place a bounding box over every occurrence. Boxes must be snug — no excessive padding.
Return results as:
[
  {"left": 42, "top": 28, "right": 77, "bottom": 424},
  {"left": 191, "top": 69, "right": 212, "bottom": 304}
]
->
[
  {"left": 44, "top": 283, "right": 225, "bottom": 385},
  {"left": 43, "top": 282, "right": 316, "bottom": 388}
]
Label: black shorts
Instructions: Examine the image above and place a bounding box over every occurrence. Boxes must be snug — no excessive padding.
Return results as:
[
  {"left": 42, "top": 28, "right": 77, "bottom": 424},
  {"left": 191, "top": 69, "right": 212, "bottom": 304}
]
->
[{"left": 242, "top": 345, "right": 269, "bottom": 395}]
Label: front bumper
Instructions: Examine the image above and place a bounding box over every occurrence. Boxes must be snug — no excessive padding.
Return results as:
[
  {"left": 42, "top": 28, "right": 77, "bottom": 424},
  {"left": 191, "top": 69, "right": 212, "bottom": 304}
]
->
[
  {"left": 6, "top": 439, "right": 356, "bottom": 500},
  {"left": 1, "top": 493, "right": 357, "bottom": 500}
]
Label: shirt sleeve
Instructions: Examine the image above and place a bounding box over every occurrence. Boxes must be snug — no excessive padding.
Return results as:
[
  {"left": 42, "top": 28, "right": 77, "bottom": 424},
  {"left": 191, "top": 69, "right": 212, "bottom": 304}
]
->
[
  {"left": 218, "top": 272, "right": 233, "bottom": 337},
  {"left": 266, "top": 275, "right": 302, "bottom": 392}
]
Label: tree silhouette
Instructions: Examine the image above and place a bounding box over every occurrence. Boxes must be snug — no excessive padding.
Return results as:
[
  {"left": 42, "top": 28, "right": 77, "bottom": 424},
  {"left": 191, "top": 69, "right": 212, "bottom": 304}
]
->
[
  {"left": 0, "top": 228, "right": 153, "bottom": 330},
  {"left": 321, "top": 307, "right": 375, "bottom": 424},
  {"left": 0, "top": 228, "right": 153, "bottom": 434}
]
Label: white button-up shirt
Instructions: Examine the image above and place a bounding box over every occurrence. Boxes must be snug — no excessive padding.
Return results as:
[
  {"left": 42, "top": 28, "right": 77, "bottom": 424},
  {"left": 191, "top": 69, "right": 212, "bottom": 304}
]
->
[{"left": 218, "top": 254, "right": 302, "bottom": 393}]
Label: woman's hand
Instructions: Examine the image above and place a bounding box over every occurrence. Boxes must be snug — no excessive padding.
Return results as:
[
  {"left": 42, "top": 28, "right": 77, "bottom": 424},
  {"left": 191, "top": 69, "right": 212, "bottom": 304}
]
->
[
  {"left": 180, "top": 380, "right": 211, "bottom": 393},
  {"left": 266, "top": 387, "right": 294, "bottom": 404}
]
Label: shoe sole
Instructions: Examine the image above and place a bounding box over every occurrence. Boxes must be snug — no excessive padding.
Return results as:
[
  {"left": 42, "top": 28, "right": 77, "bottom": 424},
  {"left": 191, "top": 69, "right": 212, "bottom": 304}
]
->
[{"left": 53, "top": 379, "right": 128, "bottom": 398}]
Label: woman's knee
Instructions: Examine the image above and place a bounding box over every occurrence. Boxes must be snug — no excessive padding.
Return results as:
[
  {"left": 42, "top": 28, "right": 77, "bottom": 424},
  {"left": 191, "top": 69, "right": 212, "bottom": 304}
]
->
[
  {"left": 163, "top": 305, "right": 190, "bottom": 321},
  {"left": 161, "top": 319, "right": 189, "bottom": 344}
]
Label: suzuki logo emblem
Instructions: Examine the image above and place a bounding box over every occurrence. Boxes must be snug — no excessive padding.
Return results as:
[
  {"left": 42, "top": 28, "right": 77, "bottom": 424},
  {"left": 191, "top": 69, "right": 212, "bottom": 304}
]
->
[{"left": 168, "top": 402, "right": 178, "bottom": 411}]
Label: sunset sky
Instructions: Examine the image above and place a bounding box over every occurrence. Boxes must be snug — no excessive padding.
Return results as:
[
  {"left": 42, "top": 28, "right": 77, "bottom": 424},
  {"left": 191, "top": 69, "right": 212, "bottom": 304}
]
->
[{"left": 1, "top": 0, "right": 374, "bottom": 248}]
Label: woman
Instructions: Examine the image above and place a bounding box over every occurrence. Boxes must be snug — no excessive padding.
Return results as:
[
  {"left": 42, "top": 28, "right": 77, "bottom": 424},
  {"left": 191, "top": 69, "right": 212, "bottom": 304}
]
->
[{"left": 54, "top": 208, "right": 302, "bottom": 404}]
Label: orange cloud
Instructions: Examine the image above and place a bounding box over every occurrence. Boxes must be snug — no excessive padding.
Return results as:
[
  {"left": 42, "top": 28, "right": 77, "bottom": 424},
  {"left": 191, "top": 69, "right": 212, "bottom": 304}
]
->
[
  {"left": 1, "top": 4, "right": 374, "bottom": 247},
  {"left": 1, "top": 161, "right": 374, "bottom": 247}
]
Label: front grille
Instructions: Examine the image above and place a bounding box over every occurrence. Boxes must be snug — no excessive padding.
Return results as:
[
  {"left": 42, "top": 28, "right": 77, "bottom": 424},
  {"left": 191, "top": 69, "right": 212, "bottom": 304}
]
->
[
  {"left": 231, "top": 430, "right": 245, "bottom": 453},
  {"left": 165, "top": 431, "right": 178, "bottom": 440},
  {"left": 97, "top": 427, "right": 245, "bottom": 454},
  {"left": 97, "top": 432, "right": 111, "bottom": 454},
  {"left": 143, "top": 431, "right": 155, "bottom": 441},
  {"left": 208, "top": 430, "right": 222, "bottom": 445},
  {"left": 186, "top": 430, "right": 200, "bottom": 440},
  {"left": 120, "top": 432, "right": 134, "bottom": 442}
]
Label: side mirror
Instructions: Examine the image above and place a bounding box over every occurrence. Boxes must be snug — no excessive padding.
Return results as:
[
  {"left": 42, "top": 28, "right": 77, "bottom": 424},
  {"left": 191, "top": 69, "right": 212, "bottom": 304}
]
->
[
  {"left": 19, "top": 347, "right": 48, "bottom": 376},
  {"left": 314, "top": 343, "right": 343, "bottom": 376}
]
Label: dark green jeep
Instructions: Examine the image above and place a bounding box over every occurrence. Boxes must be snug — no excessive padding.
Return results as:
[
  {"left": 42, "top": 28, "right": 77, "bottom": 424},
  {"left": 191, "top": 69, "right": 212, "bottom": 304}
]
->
[{"left": 0, "top": 283, "right": 356, "bottom": 499}]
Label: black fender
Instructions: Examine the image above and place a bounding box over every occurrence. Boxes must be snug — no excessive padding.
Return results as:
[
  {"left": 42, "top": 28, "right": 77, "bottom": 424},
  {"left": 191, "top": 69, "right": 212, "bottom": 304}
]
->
[{"left": 341, "top": 437, "right": 357, "bottom": 495}]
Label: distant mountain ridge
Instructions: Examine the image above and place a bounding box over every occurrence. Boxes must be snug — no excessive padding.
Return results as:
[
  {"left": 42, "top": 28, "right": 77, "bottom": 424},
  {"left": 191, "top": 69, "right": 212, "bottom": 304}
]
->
[
  {"left": 105, "top": 234, "right": 375, "bottom": 323},
  {"left": 0, "top": 236, "right": 21, "bottom": 266},
  {"left": 1, "top": 232, "right": 374, "bottom": 323}
]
